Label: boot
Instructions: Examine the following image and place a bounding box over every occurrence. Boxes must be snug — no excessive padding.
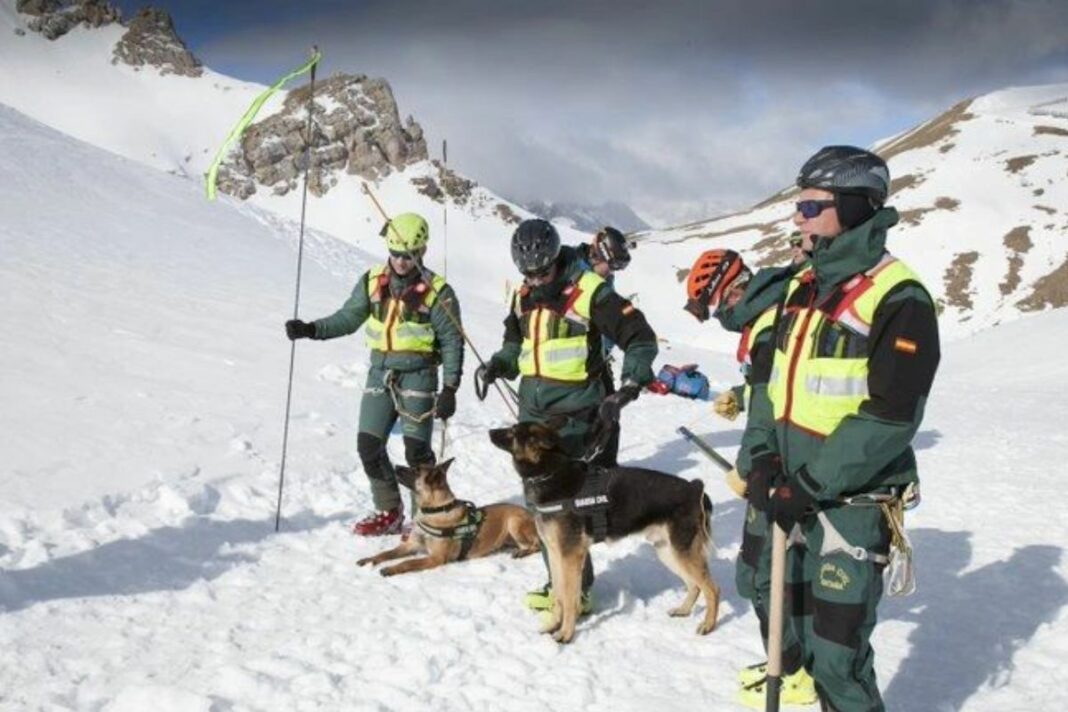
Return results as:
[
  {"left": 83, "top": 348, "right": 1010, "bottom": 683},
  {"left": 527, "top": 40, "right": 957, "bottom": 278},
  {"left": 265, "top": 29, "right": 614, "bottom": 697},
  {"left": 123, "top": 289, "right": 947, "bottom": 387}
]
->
[
  {"left": 351, "top": 507, "right": 403, "bottom": 536},
  {"left": 737, "top": 667, "right": 818, "bottom": 709}
]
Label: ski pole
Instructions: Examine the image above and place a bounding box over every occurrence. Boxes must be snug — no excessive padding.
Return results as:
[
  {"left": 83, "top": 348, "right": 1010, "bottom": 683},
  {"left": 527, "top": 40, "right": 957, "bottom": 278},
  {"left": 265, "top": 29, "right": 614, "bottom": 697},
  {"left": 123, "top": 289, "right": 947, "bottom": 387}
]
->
[
  {"left": 360, "top": 181, "right": 518, "bottom": 419},
  {"left": 677, "top": 426, "right": 732, "bottom": 472},
  {"left": 766, "top": 523, "right": 788, "bottom": 712},
  {"left": 275, "top": 48, "right": 320, "bottom": 533}
]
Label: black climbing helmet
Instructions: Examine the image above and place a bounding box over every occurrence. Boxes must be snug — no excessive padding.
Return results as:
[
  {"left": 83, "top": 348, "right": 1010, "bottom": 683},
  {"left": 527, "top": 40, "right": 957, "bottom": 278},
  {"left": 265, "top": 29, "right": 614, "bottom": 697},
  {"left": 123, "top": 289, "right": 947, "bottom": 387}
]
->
[
  {"left": 796, "top": 146, "right": 890, "bottom": 205},
  {"left": 592, "top": 226, "right": 632, "bottom": 271},
  {"left": 511, "top": 219, "right": 561, "bottom": 275}
]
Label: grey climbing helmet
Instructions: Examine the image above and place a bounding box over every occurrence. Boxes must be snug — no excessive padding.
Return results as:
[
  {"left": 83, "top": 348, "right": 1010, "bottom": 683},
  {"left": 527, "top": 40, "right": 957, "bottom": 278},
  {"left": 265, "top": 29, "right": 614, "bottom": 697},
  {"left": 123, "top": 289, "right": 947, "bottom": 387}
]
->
[{"left": 796, "top": 146, "right": 890, "bottom": 205}]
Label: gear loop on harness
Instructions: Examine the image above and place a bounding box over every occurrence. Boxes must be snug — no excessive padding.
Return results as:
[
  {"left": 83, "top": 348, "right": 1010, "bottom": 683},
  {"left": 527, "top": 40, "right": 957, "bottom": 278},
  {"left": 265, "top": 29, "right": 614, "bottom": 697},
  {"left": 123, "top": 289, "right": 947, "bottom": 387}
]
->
[{"left": 383, "top": 369, "right": 437, "bottom": 424}]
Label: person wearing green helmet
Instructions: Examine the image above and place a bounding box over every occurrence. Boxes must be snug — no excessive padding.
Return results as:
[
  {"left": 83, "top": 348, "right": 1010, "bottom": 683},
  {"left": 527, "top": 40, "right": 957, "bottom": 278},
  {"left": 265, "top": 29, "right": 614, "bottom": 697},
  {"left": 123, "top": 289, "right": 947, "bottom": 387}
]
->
[{"left": 285, "top": 212, "right": 465, "bottom": 536}]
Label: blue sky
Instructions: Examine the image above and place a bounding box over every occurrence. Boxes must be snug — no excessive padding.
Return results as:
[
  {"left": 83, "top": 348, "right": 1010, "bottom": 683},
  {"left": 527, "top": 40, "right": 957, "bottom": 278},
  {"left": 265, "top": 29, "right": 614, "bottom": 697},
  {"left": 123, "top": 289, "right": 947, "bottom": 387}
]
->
[{"left": 116, "top": 0, "right": 1068, "bottom": 226}]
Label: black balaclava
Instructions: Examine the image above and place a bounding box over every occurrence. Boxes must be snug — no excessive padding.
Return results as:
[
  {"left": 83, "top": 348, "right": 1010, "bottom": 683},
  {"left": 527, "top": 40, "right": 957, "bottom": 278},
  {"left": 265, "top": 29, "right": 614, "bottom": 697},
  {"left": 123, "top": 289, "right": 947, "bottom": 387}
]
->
[{"left": 835, "top": 192, "right": 879, "bottom": 230}]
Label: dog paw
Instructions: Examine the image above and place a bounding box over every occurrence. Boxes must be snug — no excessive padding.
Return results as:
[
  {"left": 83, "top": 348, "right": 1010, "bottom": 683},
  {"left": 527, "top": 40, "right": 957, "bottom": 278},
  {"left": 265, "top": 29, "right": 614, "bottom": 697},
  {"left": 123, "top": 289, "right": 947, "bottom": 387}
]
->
[
  {"left": 695, "top": 619, "right": 717, "bottom": 635},
  {"left": 552, "top": 628, "right": 575, "bottom": 644},
  {"left": 668, "top": 606, "right": 691, "bottom": 618},
  {"left": 380, "top": 568, "right": 395, "bottom": 578},
  {"left": 356, "top": 557, "right": 374, "bottom": 567}
]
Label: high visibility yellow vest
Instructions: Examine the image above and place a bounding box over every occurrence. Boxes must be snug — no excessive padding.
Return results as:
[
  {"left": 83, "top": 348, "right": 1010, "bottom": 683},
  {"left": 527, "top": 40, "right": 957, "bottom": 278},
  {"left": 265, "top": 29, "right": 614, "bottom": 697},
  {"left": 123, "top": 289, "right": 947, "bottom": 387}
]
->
[
  {"left": 736, "top": 305, "right": 778, "bottom": 408},
  {"left": 768, "top": 254, "right": 925, "bottom": 437},
  {"left": 363, "top": 265, "right": 446, "bottom": 353},
  {"left": 516, "top": 271, "right": 605, "bottom": 382}
]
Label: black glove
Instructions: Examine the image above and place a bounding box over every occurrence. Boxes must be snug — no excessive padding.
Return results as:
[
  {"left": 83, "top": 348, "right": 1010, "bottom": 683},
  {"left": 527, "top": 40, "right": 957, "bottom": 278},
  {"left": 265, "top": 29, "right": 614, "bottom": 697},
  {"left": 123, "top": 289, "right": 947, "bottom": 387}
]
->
[
  {"left": 598, "top": 383, "right": 640, "bottom": 424},
  {"left": 435, "top": 385, "right": 457, "bottom": 420},
  {"left": 769, "top": 475, "right": 817, "bottom": 532},
  {"left": 744, "top": 452, "right": 780, "bottom": 513},
  {"left": 474, "top": 361, "right": 503, "bottom": 401},
  {"left": 285, "top": 319, "right": 316, "bottom": 341}
]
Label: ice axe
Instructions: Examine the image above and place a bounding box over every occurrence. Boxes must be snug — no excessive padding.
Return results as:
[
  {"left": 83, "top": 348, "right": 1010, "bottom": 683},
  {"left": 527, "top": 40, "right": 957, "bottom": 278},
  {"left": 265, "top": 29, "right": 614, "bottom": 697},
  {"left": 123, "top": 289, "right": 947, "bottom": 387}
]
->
[
  {"left": 677, "top": 425, "right": 786, "bottom": 710},
  {"left": 677, "top": 426, "right": 746, "bottom": 496}
]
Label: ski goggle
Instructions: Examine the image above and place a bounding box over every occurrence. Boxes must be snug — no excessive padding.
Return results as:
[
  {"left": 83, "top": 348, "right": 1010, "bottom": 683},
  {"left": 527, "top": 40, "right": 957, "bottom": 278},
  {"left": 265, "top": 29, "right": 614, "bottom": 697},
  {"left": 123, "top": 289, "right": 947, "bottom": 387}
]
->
[
  {"left": 795, "top": 199, "right": 836, "bottom": 219},
  {"left": 389, "top": 249, "right": 417, "bottom": 261}
]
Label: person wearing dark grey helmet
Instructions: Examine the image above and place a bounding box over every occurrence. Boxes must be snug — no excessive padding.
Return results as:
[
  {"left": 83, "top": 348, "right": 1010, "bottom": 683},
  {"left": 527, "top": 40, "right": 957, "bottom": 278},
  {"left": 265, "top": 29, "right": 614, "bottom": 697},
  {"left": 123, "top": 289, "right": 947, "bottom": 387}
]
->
[
  {"left": 573, "top": 226, "right": 633, "bottom": 466},
  {"left": 477, "top": 218, "right": 658, "bottom": 615},
  {"left": 737, "top": 146, "right": 941, "bottom": 711}
]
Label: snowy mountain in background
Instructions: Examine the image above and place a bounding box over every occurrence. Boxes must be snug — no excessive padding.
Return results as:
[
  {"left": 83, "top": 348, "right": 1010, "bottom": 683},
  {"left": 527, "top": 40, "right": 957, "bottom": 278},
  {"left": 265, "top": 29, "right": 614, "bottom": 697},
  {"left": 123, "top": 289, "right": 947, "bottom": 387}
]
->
[
  {"left": 0, "top": 0, "right": 555, "bottom": 308},
  {"left": 632, "top": 85, "right": 1068, "bottom": 340},
  {"left": 520, "top": 198, "right": 652, "bottom": 234}
]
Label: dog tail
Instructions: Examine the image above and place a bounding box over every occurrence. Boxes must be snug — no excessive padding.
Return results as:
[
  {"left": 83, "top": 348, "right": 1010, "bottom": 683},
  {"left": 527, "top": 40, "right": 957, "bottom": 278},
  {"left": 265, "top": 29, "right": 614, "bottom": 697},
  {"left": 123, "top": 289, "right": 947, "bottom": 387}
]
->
[{"left": 690, "top": 479, "right": 714, "bottom": 549}]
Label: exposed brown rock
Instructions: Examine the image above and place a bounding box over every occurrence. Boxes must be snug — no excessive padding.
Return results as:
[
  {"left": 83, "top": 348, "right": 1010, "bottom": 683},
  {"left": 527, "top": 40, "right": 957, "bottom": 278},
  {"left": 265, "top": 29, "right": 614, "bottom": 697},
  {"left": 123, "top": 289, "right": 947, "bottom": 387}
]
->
[
  {"left": 939, "top": 143, "right": 955, "bottom": 154},
  {"left": 943, "top": 251, "right": 979, "bottom": 310},
  {"left": 1017, "top": 256, "right": 1068, "bottom": 311},
  {"left": 1034, "top": 205, "right": 1057, "bottom": 215},
  {"left": 20, "top": 0, "right": 119, "bottom": 40},
  {"left": 668, "top": 221, "right": 780, "bottom": 245},
  {"left": 494, "top": 203, "right": 522, "bottom": 225},
  {"left": 1005, "top": 155, "right": 1037, "bottom": 174},
  {"left": 411, "top": 176, "right": 443, "bottom": 201},
  {"left": 1034, "top": 125, "right": 1068, "bottom": 138},
  {"left": 112, "top": 7, "right": 201, "bottom": 77},
  {"left": 934, "top": 197, "right": 960, "bottom": 211},
  {"left": 899, "top": 196, "right": 960, "bottom": 226},
  {"left": 879, "top": 99, "right": 975, "bottom": 161},
  {"left": 890, "top": 173, "right": 924, "bottom": 196},
  {"left": 217, "top": 74, "right": 428, "bottom": 200},
  {"left": 1000, "top": 226, "right": 1033, "bottom": 296}
]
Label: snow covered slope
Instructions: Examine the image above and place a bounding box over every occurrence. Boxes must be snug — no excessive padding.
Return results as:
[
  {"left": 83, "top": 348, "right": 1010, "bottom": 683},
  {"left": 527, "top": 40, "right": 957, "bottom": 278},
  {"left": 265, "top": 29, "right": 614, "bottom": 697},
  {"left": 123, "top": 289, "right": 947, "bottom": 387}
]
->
[
  {"left": 0, "top": 0, "right": 562, "bottom": 312},
  {"left": 630, "top": 84, "right": 1068, "bottom": 343},
  {"left": 3, "top": 101, "right": 1068, "bottom": 712}
]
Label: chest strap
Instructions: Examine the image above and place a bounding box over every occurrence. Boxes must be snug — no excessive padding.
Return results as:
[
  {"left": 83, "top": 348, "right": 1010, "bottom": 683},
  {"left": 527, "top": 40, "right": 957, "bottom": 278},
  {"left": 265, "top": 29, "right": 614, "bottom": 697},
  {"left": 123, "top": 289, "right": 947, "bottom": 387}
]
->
[
  {"left": 533, "top": 467, "right": 612, "bottom": 543},
  {"left": 416, "top": 500, "right": 484, "bottom": 560}
]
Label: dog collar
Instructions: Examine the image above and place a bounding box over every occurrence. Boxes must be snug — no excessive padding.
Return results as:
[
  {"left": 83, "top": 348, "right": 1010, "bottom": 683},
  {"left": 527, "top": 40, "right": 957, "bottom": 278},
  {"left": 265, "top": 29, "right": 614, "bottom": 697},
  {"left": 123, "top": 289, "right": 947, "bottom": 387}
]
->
[{"left": 419, "top": 500, "right": 462, "bottom": 514}]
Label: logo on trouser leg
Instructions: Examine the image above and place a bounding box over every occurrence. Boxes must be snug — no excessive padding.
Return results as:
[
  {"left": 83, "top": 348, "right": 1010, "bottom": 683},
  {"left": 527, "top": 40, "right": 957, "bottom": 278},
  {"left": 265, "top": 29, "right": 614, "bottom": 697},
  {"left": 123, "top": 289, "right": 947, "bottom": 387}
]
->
[{"left": 819, "top": 563, "right": 851, "bottom": 592}]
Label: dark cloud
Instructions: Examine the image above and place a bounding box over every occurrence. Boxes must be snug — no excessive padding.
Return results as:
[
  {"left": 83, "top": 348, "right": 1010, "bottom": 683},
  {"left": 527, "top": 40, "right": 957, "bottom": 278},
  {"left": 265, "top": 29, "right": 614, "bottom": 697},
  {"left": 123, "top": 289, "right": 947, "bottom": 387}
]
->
[{"left": 124, "top": 0, "right": 1068, "bottom": 225}]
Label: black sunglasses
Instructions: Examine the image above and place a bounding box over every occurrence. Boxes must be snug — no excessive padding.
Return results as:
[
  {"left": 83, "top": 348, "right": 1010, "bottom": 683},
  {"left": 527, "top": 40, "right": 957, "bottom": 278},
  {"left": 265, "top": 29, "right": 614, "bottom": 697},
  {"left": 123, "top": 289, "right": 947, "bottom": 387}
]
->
[
  {"left": 523, "top": 263, "right": 554, "bottom": 280},
  {"left": 389, "top": 249, "right": 416, "bottom": 260},
  {"left": 796, "top": 199, "right": 836, "bottom": 219}
]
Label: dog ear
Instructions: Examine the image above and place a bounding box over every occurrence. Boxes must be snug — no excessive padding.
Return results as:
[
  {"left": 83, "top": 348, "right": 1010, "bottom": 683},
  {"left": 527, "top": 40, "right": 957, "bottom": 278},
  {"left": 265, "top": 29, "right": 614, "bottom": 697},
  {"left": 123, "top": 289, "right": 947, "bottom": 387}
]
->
[
  {"left": 394, "top": 466, "right": 415, "bottom": 489},
  {"left": 488, "top": 427, "right": 514, "bottom": 452},
  {"left": 438, "top": 458, "right": 455, "bottom": 475}
]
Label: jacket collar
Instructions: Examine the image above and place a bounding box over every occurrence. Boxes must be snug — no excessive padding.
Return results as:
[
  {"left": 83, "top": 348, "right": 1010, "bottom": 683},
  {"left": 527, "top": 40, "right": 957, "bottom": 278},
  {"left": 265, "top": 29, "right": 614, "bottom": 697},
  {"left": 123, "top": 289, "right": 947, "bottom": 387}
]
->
[{"left": 810, "top": 207, "right": 898, "bottom": 290}]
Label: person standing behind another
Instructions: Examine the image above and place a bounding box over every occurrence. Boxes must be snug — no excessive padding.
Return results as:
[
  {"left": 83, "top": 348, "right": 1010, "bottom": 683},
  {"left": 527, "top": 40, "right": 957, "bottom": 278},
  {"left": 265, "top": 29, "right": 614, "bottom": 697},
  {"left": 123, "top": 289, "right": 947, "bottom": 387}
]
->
[
  {"left": 285, "top": 213, "right": 464, "bottom": 536},
  {"left": 477, "top": 218, "right": 658, "bottom": 612},
  {"left": 574, "top": 226, "right": 633, "bottom": 466},
  {"left": 750, "top": 146, "right": 940, "bottom": 711}
]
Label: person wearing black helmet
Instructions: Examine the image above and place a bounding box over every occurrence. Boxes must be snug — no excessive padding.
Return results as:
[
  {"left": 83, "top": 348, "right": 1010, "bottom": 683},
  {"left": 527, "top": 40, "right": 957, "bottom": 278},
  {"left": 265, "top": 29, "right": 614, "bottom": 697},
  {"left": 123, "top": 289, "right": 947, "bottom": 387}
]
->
[
  {"left": 479, "top": 218, "right": 659, "bottom": 613},
  {"left": 573, "top": 226, "right": 633, "bottom": 466},
  {"left": 740, "top": 146, "right": 940, "bottom": 711}
]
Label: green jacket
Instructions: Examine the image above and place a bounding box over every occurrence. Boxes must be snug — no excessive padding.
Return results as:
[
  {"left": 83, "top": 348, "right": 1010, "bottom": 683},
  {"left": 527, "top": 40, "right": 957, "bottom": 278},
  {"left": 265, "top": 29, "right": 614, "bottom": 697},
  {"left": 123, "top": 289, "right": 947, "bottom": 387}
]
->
[
  {"left": 767, "top": 208, "right": 941, "bottom": 499},
  {"left": 490, "top": 246, "right": 658, "bottom": 416},
  {"left": 716, "top": 264, "right": 799, "bottom": 476},
  {"left": 311, "top": 265, "right": 464, "bottom": 388}
]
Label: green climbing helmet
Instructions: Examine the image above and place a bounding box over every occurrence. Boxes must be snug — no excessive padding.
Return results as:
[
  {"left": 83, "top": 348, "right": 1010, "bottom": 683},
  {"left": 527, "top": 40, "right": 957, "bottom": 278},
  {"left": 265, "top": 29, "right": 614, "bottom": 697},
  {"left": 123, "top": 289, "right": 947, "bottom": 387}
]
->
[{"left": 381, "top": 212, "right": 430, "bottom": 252}]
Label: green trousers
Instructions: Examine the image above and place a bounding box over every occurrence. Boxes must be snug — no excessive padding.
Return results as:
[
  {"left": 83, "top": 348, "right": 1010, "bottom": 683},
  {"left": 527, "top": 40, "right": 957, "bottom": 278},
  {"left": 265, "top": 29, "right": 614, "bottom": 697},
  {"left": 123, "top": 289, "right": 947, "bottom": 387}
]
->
[
  {"left": 357, "top": 366, "right": 437, "bottom": 511},
  {"left": 794, "top": 505, "right": 891, "bottom": 712},
  {"left": 735, "top": 503, "right": 806, "bottom": 674}
]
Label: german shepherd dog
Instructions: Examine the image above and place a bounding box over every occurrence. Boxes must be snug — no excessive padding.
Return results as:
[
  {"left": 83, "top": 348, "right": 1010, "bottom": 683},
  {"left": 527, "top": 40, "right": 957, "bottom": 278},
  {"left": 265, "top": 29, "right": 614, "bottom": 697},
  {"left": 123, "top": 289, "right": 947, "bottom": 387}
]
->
[
  {"left": 356, "top": 459, "right": 540, "bottom": 576},
  {"left": 490, "top": 422, "right": 720, "bottom": 643}
]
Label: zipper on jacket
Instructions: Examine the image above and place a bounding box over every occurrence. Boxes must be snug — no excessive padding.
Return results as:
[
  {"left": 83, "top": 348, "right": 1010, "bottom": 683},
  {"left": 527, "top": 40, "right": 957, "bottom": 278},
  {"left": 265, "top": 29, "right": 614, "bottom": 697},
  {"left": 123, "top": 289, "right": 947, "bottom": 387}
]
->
[
  {"left": 532, "top": 307, "right": 543, "bottom": 376},
  {"left": 782, "top": 289, "right": 818, "bottom": 425}
]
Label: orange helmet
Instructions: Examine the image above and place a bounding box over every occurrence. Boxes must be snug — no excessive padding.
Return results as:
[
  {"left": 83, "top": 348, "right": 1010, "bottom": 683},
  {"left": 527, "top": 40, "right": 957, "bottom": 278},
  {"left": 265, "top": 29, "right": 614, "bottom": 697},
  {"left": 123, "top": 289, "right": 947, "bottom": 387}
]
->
[{"left": 684, "top": 249, "right": 749, "bottom": 321}]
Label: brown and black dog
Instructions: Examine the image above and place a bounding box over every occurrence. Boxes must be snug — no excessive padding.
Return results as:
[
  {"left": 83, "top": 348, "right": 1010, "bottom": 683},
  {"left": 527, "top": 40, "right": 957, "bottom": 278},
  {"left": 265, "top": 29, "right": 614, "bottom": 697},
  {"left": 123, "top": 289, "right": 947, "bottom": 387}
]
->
[
  {"left": 356, "top": 459, "right": 540, "bottom": 576},
  {"left": 490, "top": 422, "right": 720, "bottom": 643}
]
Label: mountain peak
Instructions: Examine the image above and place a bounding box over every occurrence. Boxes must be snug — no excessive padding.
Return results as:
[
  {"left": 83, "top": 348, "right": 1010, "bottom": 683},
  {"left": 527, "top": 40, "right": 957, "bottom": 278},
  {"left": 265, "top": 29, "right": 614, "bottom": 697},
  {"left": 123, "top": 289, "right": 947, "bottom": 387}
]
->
[
  {"left": 16, "top": 0, "right": 119, "bottom": 40},
  {"left": 112, "top": 6, "right": 202, "bottom": 77}
]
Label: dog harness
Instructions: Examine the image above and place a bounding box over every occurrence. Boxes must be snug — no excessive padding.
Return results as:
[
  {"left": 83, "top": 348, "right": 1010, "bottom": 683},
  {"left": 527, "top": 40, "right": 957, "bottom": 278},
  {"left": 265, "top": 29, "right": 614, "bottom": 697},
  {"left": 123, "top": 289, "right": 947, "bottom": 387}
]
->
[
  {"left": 415, "top": 500, "right": 485, "bottom": 561},
  {"left": 533, "top": 467, "right": 613, "bottom": 543}
]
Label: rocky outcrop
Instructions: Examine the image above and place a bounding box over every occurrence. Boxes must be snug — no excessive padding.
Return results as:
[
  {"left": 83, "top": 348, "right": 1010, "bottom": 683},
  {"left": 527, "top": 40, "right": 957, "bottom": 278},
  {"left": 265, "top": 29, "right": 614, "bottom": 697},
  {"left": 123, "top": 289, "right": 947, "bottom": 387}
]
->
[
  {"left": 216, "top": 74, "right": 428, "bottom": 199},
  {"left": 18, "top": 0, "right": 120, "bottom": 40},
  {"left": 112, "top": 7, "right": 202, "bottom": 78}
]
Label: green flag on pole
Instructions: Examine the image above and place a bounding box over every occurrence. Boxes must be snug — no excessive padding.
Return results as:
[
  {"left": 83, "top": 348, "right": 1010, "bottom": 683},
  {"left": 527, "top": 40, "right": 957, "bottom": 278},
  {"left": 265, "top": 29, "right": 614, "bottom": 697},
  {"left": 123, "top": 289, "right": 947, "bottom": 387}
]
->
[{"left": 205, "top": 49, "right": 322, "bottom": 201}]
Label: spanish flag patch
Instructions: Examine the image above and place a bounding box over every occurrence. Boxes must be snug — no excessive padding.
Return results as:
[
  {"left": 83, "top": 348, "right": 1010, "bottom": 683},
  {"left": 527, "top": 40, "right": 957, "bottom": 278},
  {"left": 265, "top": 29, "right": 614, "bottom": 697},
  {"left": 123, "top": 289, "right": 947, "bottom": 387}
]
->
[{"left": 894, "top": 337, "right": 918, "bottom": 355}]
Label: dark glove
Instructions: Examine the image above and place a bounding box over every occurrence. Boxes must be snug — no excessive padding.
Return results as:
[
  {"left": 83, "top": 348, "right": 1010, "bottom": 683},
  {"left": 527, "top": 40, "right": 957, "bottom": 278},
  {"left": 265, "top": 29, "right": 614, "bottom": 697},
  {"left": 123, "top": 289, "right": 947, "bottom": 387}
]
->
[
  {"left": 474, "top": 361, "right": 503, "bottom": 401},
  {"left": 435, "top": 386, "right": 457, "bottom": 420},
  {"left": 744, "top": 453, "right": 780, "bottom": 513},
  {"left": 769, "top": 475, "right": 817, "bottom": 531},
  {"left": 598, "top": 383, "right": 640, "bottom": 424},
  {"left": 285, "top": 319, "right": 316, "bottom": 341}
]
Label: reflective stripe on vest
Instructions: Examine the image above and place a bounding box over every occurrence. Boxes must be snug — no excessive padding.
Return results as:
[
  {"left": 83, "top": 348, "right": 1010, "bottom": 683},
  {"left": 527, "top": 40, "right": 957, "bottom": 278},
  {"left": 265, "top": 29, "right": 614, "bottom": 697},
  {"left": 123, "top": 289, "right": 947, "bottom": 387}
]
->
[
  {"left": 769, "top": 255, "right": 924, "bottom": 437},
  {"left": 364, "top": 264, "right": 446, "bottom": 353},
  {"left": 517, "top": 271, "right": 604, "bottom": 381}
]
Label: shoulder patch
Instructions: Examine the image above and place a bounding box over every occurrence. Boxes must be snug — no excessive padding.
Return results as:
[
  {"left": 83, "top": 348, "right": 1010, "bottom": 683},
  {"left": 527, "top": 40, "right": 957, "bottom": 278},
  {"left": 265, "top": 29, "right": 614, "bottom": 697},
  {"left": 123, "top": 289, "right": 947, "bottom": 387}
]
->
[{"left": 894, "top": 337, "right": 918, "bottom": 355}]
